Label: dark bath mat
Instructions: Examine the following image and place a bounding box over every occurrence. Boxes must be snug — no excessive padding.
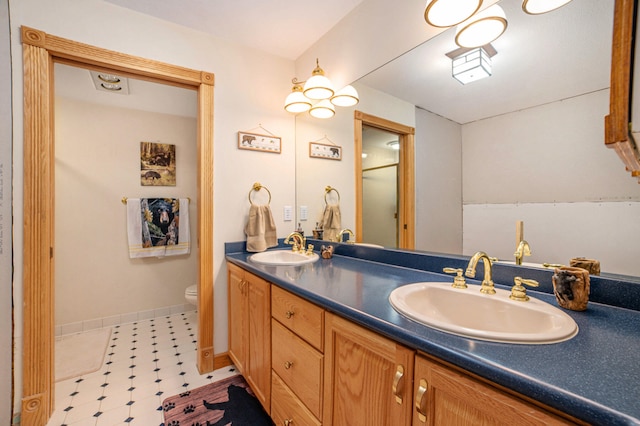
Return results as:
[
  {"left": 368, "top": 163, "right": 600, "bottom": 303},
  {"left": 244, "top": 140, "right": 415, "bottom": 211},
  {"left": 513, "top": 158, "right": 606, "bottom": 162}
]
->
[{"left": 162, "top": 374, "right": 273, "bottom": 426}]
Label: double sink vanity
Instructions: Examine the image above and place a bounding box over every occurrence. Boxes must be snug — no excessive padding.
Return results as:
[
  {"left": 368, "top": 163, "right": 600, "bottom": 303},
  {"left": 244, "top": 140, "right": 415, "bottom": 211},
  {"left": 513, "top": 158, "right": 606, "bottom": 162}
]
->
[{"left": 225, "top": 239, "right": 640, "bottom": 425}]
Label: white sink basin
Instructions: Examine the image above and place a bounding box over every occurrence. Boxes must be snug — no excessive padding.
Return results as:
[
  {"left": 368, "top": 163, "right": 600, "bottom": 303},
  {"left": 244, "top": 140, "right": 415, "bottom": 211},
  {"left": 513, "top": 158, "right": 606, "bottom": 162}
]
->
[
  {"left": 389, "top": 282, "right": 578, "bottom": 344},
  {"left": 249, "top": 250, "right": 319, "bottom": 266}
]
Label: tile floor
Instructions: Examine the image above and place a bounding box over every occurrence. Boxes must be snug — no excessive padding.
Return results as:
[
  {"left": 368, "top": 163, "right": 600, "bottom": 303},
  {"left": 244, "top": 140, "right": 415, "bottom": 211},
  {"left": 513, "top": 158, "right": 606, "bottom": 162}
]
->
[{"left": 46, "top": 311, "right": 237, "bottom": 426}]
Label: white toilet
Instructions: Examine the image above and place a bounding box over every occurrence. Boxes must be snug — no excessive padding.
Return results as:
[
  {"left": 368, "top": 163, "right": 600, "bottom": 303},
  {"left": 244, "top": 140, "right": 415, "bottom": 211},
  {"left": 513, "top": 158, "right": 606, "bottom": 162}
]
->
[{"left": 185, "top": 284, "right": 198, "bottom": 306}]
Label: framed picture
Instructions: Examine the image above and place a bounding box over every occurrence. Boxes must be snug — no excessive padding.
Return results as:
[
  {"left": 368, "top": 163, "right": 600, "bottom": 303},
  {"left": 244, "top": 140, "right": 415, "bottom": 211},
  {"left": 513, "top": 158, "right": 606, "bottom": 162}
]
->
[
  {"left": 309, "top": 142, "right": 342, "bottom": 160},
  {"left": 140, "top": 142, "right": 176, "bottom": 186},
  {"left": 238, "top": 131, "right": 281, "bottom": 153}
]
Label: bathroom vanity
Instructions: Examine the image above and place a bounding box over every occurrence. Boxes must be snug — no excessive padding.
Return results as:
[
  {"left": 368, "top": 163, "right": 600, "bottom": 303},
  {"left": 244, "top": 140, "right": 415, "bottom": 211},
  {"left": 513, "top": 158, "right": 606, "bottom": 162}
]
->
[{"left": 226, "top": 241, "right": 640, "bottom": 425}]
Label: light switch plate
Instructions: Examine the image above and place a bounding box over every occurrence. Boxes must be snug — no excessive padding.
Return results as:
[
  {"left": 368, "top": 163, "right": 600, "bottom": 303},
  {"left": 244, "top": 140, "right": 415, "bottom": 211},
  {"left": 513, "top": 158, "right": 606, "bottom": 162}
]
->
[
  {"left": 300, "top": 205, "right": 308, "bottom": 221},
  {"left": 283, "top": 205, "right": 293, "bottom": 221}
]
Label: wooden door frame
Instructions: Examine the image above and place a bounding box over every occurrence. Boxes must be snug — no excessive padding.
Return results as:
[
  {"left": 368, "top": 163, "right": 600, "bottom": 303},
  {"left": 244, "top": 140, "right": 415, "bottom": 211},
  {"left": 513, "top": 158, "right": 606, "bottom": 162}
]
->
[
  {"left": 21, "top": 27, "right": 216, "bottom": 425},
  {"left": 354, "top": 111, "right": 415, "bottom": 249}
]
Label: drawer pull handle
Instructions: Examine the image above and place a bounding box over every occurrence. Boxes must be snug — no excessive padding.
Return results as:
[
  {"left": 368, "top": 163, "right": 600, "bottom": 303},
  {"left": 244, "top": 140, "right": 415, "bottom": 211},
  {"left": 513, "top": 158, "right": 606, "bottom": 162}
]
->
[
  {"left": 415, "top": 378, "right": 428, "bottom": 423},
  {"left": 284, "top": 420, "right": 293, "bottom": 426},
  {"left": 285, "top": 310, "right": 295, "bottom": 319},
  {"left": 392, "top": 364, "right": 405, "bottom": 404},
  {"left": 284, "top": 361, "right": 294, "bottom": 369}
]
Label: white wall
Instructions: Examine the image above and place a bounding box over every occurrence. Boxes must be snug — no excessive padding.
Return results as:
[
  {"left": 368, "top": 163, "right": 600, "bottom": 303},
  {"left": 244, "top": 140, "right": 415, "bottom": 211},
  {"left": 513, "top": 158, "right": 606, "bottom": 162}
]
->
[
  {"left": 414, "top": 108, "right": 463, "bottom": 254},
  {"left": 462, "top": 90, "right": 640, "bottom": 276},
  {"left": 10, "top": 0, "right": 296, "bottom": 415},
  {"left": 55, "top": 97, "right": 198, "bottom": 327}
]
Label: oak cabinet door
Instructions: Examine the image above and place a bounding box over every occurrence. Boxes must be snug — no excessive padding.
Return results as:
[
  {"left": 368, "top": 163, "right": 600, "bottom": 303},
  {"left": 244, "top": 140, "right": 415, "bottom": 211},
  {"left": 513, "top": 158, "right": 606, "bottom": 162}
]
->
[
  {"left": 227, "top": 262, "right": 271, "bottom": 414},
  {"left": 412, "top": 354, "right": 576, "bottom": 426},
  {"left": 324, "top": 313, "right": 414, "bottom": 426},
  {"left": 227, "top": 263, "right": 248, "bottom": 374}
]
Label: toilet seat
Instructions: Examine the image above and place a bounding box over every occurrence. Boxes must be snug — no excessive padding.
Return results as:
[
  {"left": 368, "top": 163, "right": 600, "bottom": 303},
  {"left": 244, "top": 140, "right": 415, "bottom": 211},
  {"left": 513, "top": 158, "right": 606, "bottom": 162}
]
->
[{"left": 185, "top": 285, "right": 197, "bottom": 296}]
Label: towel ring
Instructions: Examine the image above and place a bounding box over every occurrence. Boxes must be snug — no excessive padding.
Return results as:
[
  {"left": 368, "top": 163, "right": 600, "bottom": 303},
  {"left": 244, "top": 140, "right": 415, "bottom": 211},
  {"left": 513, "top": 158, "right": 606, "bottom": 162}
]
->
[
  {"left": 249, "top": 182, "right": 272, "bottom": 205},
  {"left": 324, "top": 186, "right": 340, "bottom": 205}
]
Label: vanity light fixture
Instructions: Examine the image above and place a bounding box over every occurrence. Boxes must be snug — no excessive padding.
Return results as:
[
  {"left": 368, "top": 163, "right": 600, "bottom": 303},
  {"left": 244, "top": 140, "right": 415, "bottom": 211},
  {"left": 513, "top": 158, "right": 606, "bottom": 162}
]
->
[
  {"left": 284, "top": 58, "right": 359, "bottom": 118},
  {"left": 331, "top": 85, "right": 360, "bottom": 107},
  {"left": 309, "top": 99, "right": 336, "bottom": 119},
  {"left": 303, "top": 59, "right": 334, "bottom": 100},
  {"left": 284, "top": 79, "right": 312, "bottom": 113},
  {"left": 455, "top": 4, "right": 507, "bottom": 48},
  {"left": 424, "top": 0, "right": 483, "bottom": 28},
  {"left": 522, "top": 0, "right": 573, "bottom": 15},
  {"left": 451, "top": 47, "right": 492, "bottom": 84}
]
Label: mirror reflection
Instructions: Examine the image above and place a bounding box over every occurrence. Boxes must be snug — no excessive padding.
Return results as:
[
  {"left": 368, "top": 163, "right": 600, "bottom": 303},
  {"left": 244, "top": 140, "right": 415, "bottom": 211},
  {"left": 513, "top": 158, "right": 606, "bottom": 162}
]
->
[
  {"left": 362, "top": 125, "right": 400, "bottom": 247},
  {"left": 296, "top": 0, "right": 640, "bottom": 277}
]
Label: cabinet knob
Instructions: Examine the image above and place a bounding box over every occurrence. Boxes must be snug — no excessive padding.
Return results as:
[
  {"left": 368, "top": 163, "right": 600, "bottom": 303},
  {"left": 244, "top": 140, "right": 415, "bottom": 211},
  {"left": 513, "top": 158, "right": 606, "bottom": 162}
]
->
[
  {"left": 284, "top": 419, "right": 293, "bottom": 426},
  {"left": 285, "top": 310, "right": 295, "bottom": 319},
  {"left": 284, "top": 361, "right": 294, "bottom": 369}
]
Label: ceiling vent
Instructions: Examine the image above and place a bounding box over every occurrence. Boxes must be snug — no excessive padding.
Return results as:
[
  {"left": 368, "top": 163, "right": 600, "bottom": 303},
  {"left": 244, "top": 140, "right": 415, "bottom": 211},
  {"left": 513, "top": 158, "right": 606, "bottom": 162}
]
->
[{"left": 89, "top": 71, "right": 130, "bottom": 94}]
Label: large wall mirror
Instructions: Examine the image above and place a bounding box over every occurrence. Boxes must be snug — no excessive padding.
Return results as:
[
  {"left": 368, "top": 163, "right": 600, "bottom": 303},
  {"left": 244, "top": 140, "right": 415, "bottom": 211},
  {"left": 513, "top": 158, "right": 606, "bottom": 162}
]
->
[{"left": 295, "top": 0, "right": 640, "bottom": 278}]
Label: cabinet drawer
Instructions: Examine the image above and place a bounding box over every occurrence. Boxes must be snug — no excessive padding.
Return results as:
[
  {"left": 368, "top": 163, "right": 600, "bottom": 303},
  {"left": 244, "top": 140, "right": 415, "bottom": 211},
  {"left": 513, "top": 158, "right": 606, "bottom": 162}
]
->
[
  {"left": 272, "top": 286, "right": 324, "bottom": 351},
  {"left": 272, "top": 319, "right": 323, "bottom": 419},
  {"left": 272, "top": 372, "right": 321, "bottom": 426}
]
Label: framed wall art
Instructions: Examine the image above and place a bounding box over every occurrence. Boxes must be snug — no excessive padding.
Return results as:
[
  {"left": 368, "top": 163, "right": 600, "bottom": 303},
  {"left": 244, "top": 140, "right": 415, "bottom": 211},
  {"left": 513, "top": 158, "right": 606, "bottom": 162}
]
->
[
  {"left": 309, "top": 142, "right": 342, "bottom": 160},
  {"left": 238, "top": 131, "right": 282, "bottom": 153},
  {"left": 140, "top": 142, "right": 176, "bottom": 186}
]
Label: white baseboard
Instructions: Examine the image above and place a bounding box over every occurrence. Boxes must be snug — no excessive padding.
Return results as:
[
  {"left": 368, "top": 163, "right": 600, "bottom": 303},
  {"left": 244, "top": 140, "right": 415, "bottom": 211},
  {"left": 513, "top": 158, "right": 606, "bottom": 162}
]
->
[{"left": 56, "top": 303, "right": 197, "bottom": 336}]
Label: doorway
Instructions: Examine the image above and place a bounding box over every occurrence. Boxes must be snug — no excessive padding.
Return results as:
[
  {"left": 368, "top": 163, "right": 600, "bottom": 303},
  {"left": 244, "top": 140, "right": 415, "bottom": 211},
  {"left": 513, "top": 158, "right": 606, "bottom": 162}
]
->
[
  {"left": 362, "top": 126, "right": 400, "bottom": 247},
  {"left": 354, "top": 111, "right": 415, "bottom": 249},
  {"left": 21, "top": 27, "right": 215, "bottom": 425}
]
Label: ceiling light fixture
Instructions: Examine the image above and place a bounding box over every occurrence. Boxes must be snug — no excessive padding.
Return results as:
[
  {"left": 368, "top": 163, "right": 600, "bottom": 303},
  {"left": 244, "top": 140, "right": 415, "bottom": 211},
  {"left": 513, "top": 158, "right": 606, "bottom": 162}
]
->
[
  {"left": 387, "top": 140, "right": 400, "bottom": 150},
  {"left": 455, "top": 4, "right": 507, "bottom": 48},
  {"left": 424, "top": 0, "right": 483, "bottom": 28},
  {"left": 452, "top": 47, "right": 492, "bottom": 84},
  {"left": 284, "top": 58, "right": 359, "bottom": 118},
  {"left": 522, "top": 0, "right": 573, "bottom": 15}
]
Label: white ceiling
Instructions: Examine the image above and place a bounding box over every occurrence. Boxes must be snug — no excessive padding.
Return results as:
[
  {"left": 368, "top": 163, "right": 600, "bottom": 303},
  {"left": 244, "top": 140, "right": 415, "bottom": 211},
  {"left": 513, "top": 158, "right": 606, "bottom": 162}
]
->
[
  {"left": 103, "top": 0, "right": 365, "bottom": 60},
  {"left": 59, "top": 0, "right": 613, "bottom": 125}
]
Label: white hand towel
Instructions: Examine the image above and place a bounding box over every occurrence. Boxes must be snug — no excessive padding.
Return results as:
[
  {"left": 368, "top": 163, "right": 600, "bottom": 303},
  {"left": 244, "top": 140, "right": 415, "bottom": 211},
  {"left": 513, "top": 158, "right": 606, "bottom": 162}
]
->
[
  {"left": 245, "top": 204, "right": 278, "bottom": 252},
  {"left": 322, "top": 204, "right": 341, "bottom": 242},
  {"left": 127, "top": 198, "right": 190, "bottom": 258}
]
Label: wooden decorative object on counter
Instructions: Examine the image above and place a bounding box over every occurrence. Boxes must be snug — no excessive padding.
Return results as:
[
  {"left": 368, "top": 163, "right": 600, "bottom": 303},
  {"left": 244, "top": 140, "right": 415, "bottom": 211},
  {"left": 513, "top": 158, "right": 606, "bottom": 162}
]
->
[
  {"left": 570, "top": 257, "right": 601, "bottom": 275},
  {"left": 552, "top": 267, "right": 590, "bottom": 311},
  {"left": 321, "top": 245, "right": 334, "bottom": 259}
]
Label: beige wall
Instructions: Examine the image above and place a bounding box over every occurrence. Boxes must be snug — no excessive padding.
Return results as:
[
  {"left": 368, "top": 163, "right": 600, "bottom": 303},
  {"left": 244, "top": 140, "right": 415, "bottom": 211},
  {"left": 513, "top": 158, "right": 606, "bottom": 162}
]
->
[{"left": 55, "top": 96, "right": 198, "bottom": 326}]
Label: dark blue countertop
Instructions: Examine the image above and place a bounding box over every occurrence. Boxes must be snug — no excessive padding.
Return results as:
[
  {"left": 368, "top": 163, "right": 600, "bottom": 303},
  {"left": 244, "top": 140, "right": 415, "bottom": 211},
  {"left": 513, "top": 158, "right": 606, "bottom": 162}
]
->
[{"left": 225, "top": 241, "right": 640, "bottom": 425}]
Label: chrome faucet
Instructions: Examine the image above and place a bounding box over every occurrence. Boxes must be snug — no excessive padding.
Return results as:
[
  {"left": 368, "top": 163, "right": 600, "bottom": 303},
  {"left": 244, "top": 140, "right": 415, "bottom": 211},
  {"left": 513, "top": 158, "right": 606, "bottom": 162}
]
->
[
  {"left": 514, "top": 240, "right": 532, "bottom": 265},
  {"left": 465, "top": 251, "right": 496, "bottom": 294},
  {"left": 335, "top": 228, "right": 355, "bottom": 244},
  {"left": 284, "top": 232, "right": 305, "bottom": 252}
]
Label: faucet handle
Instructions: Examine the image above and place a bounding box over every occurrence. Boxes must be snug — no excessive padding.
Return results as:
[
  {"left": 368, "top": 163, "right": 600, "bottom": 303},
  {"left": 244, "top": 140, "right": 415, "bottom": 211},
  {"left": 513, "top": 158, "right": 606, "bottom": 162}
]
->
[
  {"left": 443, "top": 267, "right": 468, "bottom": 289},
  {"left": 509, "top": 276, "right": 539, "bottom": 302}
]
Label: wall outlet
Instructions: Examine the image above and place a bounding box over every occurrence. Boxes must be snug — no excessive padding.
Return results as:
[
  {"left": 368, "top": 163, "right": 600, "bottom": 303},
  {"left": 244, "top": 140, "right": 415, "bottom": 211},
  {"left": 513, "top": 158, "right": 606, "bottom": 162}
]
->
[
  {"left": 300, "top": 205, "right": 308, "bottom": 221},
  {"left": 283, "top": 205, "right": 293, "bottom": 221}
]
